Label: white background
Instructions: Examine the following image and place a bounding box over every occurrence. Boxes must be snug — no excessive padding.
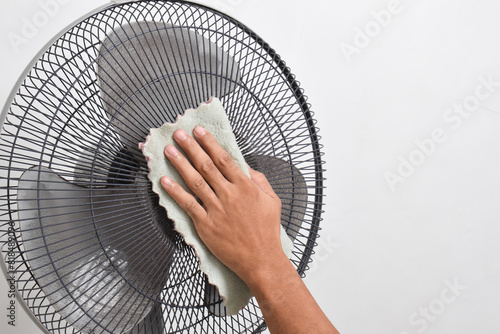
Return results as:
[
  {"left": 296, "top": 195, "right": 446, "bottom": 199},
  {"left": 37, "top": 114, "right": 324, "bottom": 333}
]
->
[{"left": 1, "top": 0, "right": 500, "bottom": 333}]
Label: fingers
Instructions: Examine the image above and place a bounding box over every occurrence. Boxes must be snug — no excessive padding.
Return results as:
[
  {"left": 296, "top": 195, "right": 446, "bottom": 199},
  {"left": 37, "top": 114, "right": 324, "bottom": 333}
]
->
[
  {"left": 164, "top": 143, "right": 218, "bottom": 205},
  {"left": 192, "top": 126, "right": 246, "bottom": 183},
  {"left": 172, "top": 129, "right": 228, "bottom": 192},
  {"left": 161, "top": 176, "right": 206, "bottom": 221}
]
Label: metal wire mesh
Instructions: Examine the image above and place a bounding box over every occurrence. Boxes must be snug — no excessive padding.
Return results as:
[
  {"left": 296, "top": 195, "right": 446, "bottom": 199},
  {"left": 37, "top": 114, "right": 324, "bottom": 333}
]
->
[{"left": 0, "top": 1, "right": 325, "bottom": 333}]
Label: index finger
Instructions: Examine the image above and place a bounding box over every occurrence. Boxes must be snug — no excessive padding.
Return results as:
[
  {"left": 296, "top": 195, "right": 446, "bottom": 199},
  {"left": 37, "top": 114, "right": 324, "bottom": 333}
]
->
[{"left": 192, "top": 126, "right": 246, "bottom": 183}]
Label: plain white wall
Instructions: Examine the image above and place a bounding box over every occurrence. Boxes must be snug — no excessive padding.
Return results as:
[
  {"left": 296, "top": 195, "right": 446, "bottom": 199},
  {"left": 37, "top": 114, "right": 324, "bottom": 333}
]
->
[{"left": 1, "top": 0, "right": 500, "bottom": 333}]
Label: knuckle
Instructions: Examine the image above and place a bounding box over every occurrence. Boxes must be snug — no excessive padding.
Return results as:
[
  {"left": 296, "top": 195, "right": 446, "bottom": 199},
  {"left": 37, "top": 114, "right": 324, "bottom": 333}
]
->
[
  {"left": 184, "top": 199, "right": 198, "bottom": 213},
  {"left": 190, "top": 176, "right": 206, "bottom": 191},
  {"left": 200, "top": 159, "right": 217, "bottom": 174},
  {"left": 218, "top": 153, "right": 234, "bottom": 168}
]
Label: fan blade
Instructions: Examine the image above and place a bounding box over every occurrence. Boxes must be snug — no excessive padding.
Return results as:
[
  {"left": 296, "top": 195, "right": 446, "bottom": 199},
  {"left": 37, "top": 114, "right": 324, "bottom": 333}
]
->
[
  {"left": 128, "top": 301, "right": 164, "bottom": 334},
  {"left": 247, "top": 154, "right": 308, "bottom": 241},
  {"left": 97, "top": 21, "right": 241, "bottom": 161},
  {"left": 17, "top": 166, "right": 172, "bottom": 333}
]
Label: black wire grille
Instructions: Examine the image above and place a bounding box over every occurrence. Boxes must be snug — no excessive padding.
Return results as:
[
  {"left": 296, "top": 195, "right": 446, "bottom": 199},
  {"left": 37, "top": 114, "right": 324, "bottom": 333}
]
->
[{"left": 0, "top": 1, "right": 325, "bottom": 333}]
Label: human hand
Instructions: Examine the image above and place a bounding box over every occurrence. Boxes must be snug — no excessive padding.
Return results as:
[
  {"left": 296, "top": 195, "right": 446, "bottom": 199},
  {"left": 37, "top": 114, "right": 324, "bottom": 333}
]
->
[
  {"left": 160, "top": 126, "right": 288, "bottom": 287},
  {"left": 160, "top": 126, "right": 339, "bottom": 334}
]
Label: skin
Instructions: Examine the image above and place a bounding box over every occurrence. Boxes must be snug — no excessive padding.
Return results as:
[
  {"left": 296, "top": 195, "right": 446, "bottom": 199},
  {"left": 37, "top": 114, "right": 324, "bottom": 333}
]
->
[{"left": 160, "top": 126, "right": 339, "bottom": 334}]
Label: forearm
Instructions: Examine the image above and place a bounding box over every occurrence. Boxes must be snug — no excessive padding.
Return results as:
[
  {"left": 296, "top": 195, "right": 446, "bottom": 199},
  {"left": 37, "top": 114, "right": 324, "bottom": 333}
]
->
[{"left": 245, "top": 253, "right": 339, "bottom": 334}]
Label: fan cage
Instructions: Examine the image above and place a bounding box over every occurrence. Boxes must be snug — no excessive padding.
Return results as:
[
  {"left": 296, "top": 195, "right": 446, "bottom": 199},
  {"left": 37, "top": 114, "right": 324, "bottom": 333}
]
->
[{"left": 0, "top": 1, "right": 325, "bottom": 333}]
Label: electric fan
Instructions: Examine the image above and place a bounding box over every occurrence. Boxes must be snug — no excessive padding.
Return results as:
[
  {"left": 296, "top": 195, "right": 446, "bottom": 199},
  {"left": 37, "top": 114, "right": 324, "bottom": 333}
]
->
[{"left": 0, "top": 1, "right": 325, "bottom": 333}]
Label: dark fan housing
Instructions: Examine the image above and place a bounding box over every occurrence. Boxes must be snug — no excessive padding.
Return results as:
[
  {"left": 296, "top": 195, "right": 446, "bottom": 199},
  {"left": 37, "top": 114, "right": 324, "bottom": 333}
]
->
[{"left": 0, "top": 1, "right": 325, "bottom": 333}]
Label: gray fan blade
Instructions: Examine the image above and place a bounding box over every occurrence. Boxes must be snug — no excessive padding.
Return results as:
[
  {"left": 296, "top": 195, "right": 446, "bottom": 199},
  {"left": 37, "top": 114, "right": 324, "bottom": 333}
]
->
[
  {"left": 73, "top": 145, "right": 115, "bottom": 188},
  {"left": 17, "top": 166, "right": 172, "bottom": 333},
  {"left": 128, "top": 301, "right": 164, "bottom": 334},
  {"left": 97, "top": 21, "right": 241, "bottom": 160},
  {"left": 248, "top": 154, "right": 308, "bottom": 240}
]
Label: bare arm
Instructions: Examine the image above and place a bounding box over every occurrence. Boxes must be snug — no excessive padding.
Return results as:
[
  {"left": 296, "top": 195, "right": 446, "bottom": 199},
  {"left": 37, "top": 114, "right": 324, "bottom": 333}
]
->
[{"left": 160, "top": 126, "right": 339, "bottom": 334}]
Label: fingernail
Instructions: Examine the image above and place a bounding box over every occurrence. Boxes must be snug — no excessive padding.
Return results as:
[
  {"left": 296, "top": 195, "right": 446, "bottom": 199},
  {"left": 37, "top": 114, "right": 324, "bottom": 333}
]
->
[
  {"left": 165, "top": 145, "right": 178, "bottom": 156},
  {"left": 162, "top": 176, "right": 173, "bottom": 187},
  {"left": 194, "top": 126, "right": 206, "bottom": 136},
  {"left": 175, "top": 129, "right": 187, "bottom": 141}
]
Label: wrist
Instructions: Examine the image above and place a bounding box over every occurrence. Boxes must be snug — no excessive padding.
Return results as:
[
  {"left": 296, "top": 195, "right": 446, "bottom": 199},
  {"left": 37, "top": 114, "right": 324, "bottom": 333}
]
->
[{"left": 242, "top": 251, "right": 295, "bottom": 294}]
